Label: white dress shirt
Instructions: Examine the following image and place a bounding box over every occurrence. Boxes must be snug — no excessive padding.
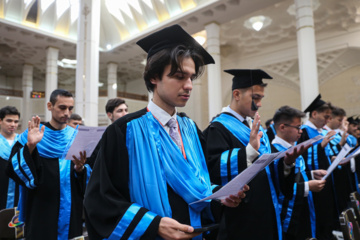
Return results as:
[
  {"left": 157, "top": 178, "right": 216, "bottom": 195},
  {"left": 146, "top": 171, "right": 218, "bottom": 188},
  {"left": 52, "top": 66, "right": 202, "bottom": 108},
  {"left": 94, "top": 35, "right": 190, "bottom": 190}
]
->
[{"left": 147, "top": 100, "right": 177, "bottom": 135}]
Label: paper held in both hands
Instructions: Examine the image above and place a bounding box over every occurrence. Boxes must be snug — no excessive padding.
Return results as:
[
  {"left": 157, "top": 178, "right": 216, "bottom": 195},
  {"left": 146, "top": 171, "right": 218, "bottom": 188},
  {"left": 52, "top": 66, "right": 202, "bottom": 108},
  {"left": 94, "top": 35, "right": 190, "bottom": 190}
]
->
[
  {"left": 191, "top": 135, "right": 325, "bottom": 205},
  {"left": 62, "top": 126, "right": 107, "bottom": 160}
]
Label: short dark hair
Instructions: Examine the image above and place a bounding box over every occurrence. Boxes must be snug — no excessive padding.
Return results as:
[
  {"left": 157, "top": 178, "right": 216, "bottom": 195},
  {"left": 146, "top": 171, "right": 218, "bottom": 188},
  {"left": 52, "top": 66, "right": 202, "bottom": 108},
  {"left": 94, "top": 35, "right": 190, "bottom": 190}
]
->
[
  {"left": 105, "top": 98, "right": 127, "bottom": 113},
  {"left": 50, "top": 89, "right": 73, "bottom": 105},
  {"left": 310, "top": 102, "right": 331, "bottom": 118},
  {"left": 330, "top": 106, "right": 346, "bottom": 117},
  {"left": 273, "top": 106, "right": 305, "bottom": 130},
  {"left": 0, "top": 106, "right": 20, "bottom": 120},
  {"left": 143, "top": 45, "right": 205, "bottom": 92},
  {"left": 265, "top": 118, "right": 273, "bottom": 128},
  {"left": 68, "top": 113, "right": 82, "bottom": 121}
]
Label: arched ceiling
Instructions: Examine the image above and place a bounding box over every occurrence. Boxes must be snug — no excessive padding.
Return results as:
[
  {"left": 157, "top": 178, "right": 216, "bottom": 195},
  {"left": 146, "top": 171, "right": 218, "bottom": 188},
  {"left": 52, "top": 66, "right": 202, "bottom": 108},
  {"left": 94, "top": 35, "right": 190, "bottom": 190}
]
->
[
  {"left": 0, "top": 0, "right": 216, "bottom": 50},
  {"left": 0, "top": 0, "right": 360, "bottom": 93}
]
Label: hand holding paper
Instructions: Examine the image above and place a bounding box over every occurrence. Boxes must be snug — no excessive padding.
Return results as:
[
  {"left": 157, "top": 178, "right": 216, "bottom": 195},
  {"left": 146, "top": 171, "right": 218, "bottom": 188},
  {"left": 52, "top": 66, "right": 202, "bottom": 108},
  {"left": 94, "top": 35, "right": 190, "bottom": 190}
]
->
[
  {"left": 72, "top": 150, "right": 86, "bottom": 172},
  {"left": 322, "top": 144, "right": 353, "bottom": 180},
  {"left": 63, "top": 126, "right": 106, "bottom": 160},
  {"left": 221, "top": 185, "right": 249, "bottom": 208},
  {"left": 312, "top": 169, "right": 327, "bottom": 180},
  {"left": 308, "top": 179, "right": 326, "bottom": 192},
  {"left": 284, "top": 144, "right": 310, "bottom": 165}
]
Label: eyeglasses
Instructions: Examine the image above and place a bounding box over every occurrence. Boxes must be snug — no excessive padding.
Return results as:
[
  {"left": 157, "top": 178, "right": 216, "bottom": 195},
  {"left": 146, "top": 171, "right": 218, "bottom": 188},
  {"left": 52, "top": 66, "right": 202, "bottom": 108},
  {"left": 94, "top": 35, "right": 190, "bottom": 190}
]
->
[{"left": 284, "top": 123, "right": 302, "bottom": 133}]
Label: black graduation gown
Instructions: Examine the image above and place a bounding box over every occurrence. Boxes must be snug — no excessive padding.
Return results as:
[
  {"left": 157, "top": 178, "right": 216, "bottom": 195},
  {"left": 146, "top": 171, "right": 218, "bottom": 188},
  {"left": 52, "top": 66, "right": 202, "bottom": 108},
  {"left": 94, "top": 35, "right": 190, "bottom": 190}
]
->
[
  {"left": 298, "top": 128, "right": 338, "bottom": 239},
  {"left": 266, "top": 125, "right": 276, "bottom": 143},
  {"left": 204, "top": 112, "right": 292, "bottom": 240},
  {"left": 6, "top": 124, "right": 89, "bottom": 240},
  {"left": 329, "top": 133, "right": 354, "bottom": 212},
  {"left": 83, "top": 108, "right": 220, "bottom": 240},
  {"left": 271, "top": 145, "right": 314, "bottom": 240},
  {"left": 0, "top": 156, "right": 19, "bottom": 210}
]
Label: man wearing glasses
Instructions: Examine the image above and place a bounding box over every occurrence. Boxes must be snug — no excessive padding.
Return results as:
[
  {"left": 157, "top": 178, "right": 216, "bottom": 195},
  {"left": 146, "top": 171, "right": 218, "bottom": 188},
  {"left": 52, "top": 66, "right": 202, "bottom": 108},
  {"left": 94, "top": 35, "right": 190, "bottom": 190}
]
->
[
  {"left": 271, "top": 105, "right": 327, "bottom": 240},
  {"left": 298, "top": 94, "right": 338, "bottom": 240}
]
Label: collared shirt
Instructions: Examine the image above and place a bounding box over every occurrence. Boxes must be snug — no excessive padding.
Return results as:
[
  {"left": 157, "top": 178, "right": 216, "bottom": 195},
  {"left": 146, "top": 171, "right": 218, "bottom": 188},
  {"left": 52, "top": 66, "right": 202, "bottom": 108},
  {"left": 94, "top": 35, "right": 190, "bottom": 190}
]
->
[
  {"left": 147, "top": 100, "right": 177, "bottom": 135},
  {"left": 324, "top": 125, "right": 341, "bottom": 134},
  {"left": 304, "top": 120, "right": 323, "bottom": 134},
  {"left": 6, "top": 139, "right": 14, "bottom": 146},
  {"left": 272, "top": 135, "right": 309, "bottom": 197},
  {"left": 222, "top": 105, "right": 259, "bottom": 166}
]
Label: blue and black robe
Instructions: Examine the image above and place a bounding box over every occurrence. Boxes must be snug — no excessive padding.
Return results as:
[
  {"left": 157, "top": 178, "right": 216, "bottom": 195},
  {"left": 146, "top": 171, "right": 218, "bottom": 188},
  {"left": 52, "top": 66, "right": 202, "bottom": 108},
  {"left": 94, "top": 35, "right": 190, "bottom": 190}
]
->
[
  {"left": 204, "top": 112, "right": 291, "bottom": 240},
  {"left": 6, "top": 123, "right": 91, "bottom": 240},
  {"left": 325, "top": 130, "right": 358, "bottom": 213},
  {"left": 0, "top": 134, "right": 21, "bottom": 210},
  {"left": 84, "top": 108, "right": 219, "bottom": 240},
  {"left": 271, "top": 143, "right": 316, "bottom": 240},
  {"left": 298, "top": 125, "right": 338, "bottom": 239}
]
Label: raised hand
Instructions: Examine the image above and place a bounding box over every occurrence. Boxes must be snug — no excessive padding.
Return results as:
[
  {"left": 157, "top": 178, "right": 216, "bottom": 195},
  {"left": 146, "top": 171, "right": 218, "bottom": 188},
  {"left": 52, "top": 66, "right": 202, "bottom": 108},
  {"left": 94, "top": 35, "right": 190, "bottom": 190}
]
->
[
  {"left": 158, "top": 217, "right": 201, "bottom": 240},
  {"left": 27, "top": 116, "right": 45, "bottom": 154},
  {"left": 72, "top": 150, "right": 86, "bottom": 173},
  {"left": 249, "top": 112, "right": 263, "bottom": 151},
  {"left": 339, "top": 131, "right": 349, "bottom": 146},
  {"left": 341, "top": 120, "right": 349, "bottom": 133},
  {"left": 321, "top": 130, "right": 336, "bottom": 148},
  {"left": 221, "top": 184, "right": 250, "bottom": 208}
]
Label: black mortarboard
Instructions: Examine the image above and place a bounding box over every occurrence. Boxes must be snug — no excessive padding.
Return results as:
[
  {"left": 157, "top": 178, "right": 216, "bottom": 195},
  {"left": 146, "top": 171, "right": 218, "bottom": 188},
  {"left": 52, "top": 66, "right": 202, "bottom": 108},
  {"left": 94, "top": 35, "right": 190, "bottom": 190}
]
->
[
  {"left": 224, "top": 69, "right": 272, "bottom": 90},
  {"left": 136, "top": 24, "right": 214, "bottom": 65},
  {"left": 303, "top": 94, "right": 326, "bottom": 113},
  {"left": 348, "top": 116, "right": 360, "bottom": 125}
]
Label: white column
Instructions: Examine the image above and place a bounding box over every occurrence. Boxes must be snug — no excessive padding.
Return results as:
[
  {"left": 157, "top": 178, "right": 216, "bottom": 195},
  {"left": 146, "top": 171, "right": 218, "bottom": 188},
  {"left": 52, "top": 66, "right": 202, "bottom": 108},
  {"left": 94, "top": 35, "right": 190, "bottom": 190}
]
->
[
  {"left": 107, "top": 62, "right": 117, "bottom": 99},
  {"left": 295, "top": 0, "right": 319, "bottom": 110},
  {"left": 22, "top": 64, "right": 33, "bottom": 130},
  {"left": 45, "top": 47, "right": 59, "bottom": 122},
  {"left": 75, "top": 0, "right": 100, "bottom": 126},
  {"left": 205, "top": 22, "right": 222, "bottom": 121},
  {"left": 192, "top": 80, "right": 203, "bottom": 127}
]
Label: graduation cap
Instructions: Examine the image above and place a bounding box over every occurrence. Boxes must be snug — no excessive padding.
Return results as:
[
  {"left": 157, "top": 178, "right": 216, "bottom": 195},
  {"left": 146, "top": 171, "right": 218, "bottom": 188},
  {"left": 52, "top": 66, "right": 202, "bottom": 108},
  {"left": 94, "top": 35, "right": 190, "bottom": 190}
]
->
[
  {"left": 303, "top": 94, "right": 326, "bottom": 113},
  {"left": 348, "top": 116, "right": 360, "bottom": 125},
  {"left": 224, "top": 69, "right": 272, "bottom": 90},
  {"left": 136, "top": 24, "right": 214, "bottom": 65}
]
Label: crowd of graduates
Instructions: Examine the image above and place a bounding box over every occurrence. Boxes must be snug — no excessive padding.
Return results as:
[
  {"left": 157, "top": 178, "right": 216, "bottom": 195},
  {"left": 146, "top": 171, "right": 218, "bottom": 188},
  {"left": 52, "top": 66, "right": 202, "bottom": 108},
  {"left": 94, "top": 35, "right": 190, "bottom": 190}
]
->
[{"left": 1, "top": 24, "right": 360, "bottom": 240}]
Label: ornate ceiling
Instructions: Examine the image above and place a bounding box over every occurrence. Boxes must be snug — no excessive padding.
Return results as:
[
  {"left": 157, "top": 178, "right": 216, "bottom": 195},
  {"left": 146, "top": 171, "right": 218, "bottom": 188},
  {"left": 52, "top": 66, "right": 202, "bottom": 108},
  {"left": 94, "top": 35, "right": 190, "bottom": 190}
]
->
[{"left": 0, "top": 0, "right": 359, "bottom": 92}]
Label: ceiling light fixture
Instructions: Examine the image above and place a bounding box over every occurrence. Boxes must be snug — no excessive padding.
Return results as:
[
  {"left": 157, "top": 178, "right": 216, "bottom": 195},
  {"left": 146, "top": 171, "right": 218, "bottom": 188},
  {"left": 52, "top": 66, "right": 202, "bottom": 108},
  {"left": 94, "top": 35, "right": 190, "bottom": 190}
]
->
[
  {"left": 244, "top": 15, "right": 272, "bottom": 32},
  {"left": 57, "top": 58, "right": 77, "bottom": 69},
  {"left": 106, "top": 44, "right": 112, "bottom": 50}
]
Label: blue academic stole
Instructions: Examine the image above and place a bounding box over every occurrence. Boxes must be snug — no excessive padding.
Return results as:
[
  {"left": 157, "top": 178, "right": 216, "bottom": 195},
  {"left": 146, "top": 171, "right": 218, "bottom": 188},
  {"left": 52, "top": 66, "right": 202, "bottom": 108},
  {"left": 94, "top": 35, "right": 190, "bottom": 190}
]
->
[
  {"left": 213, "top": 113, "right": 283, "bottom": 240},
  {"left": 302, "top": 125, "right": 340, "bottom": 216},
  {"left": 0, "top": 134, "right": 21, "bottom": 209},
  {"left": 18, "top": 125, "right": 78, "bottom": 240},
  {"left": 272, "top": 143, "right": 316, "bottom": 238},
  {"left": 127, "top": 112, "right": 212, "bottom": 240}
]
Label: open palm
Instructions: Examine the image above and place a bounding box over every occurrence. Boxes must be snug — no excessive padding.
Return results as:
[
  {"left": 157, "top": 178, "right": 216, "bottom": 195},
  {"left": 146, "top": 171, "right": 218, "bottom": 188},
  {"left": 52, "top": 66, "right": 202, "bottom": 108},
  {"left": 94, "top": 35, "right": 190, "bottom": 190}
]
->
[{"left": 27, "top": 116, "right": 45, "bottom": 147}]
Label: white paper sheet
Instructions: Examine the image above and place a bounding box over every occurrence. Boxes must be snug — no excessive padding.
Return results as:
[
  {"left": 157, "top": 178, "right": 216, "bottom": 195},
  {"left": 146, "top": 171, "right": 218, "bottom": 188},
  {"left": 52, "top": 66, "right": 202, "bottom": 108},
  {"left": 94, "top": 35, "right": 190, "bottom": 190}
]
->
[
  {"left": 339, "top": 146, "right": 360, "bottom": 165},
  {"left": 322, "top": 143, "right": 353, "bottom": 180},
  {"left": 63, "top": 126, "right": 106, "bottom": 160},
  {"left": 190, "top": 135, "right": 325, "bottom": 204}
]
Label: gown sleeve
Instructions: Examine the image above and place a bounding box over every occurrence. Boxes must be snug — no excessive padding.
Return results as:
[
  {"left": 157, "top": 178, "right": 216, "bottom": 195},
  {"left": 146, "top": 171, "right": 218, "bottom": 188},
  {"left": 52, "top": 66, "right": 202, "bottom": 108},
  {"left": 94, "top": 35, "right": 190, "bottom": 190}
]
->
[
  {"left": 6, "top": 142, "right": 41, "bottom": 189},
  {"left": 83, "top": 122, "right": 161, "bottom": 240},
  {"left": 203, "top": 122, "right": 247, "bottom": 186}
]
